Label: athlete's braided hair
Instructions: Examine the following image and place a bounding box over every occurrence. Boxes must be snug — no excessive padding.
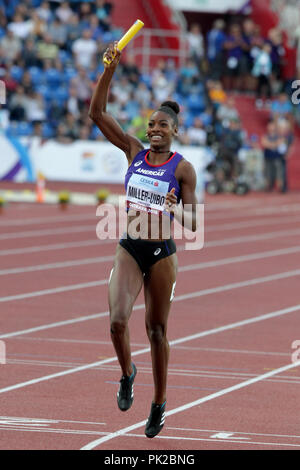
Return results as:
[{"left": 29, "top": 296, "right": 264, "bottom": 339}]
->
[{"left": 158, "top": 101, "right": 180, "bottom": 127}]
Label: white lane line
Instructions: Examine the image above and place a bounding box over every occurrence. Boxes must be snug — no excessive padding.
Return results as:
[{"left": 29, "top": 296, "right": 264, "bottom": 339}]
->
[
  {"left": 2, "top": 244, "right": 300, "bottom": 277},
  {"left": 1, "top": 226, "right": 300, "bottom": 258},
  {"left": 121, "top": 432, "right": 300, "bottom": 448},
  {"left": 0, "top": 303, "right": 299, "bottom": 394},
  {"left": 205, "top": 214, "right": 300, "bottom": 233},
  {"left": 0, "top": 213, "right": 97, "bottom": 228},
  {"left": 0, "top": 280, "right": 107, "bottom": 303},
  {"left": 0, "top": 312, "right": 110, "bottom": 339},
  {"left": 0, "top": 255, "right": 114, "bottom": 276},
  {"left": 0, "top": 224, "right": 96, "bottom": 241},
  {"left": 0, "top": 239, "right": 101, "bottom": 257},
  {"left": 2, "top": 244, "right": 300, "bottom": 303},
  {"left": 80, "top": 360, "right": 300, "bottom": 449},
  {"left": 1, "top": 256, "right": 300, "bottom": 334},
  {"left": 166, "top": 426, "right": 300, "bottom": 440}
]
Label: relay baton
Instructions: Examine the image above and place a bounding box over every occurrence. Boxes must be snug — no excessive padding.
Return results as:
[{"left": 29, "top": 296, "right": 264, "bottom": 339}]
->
[{"left": 103, "top": 19, "right": 144, "bottom": 64}]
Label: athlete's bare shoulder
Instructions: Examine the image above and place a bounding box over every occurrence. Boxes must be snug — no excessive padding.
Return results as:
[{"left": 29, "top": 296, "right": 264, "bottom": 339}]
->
[{"left": 175, "top": 158, "right": 197, "bottom": 185}]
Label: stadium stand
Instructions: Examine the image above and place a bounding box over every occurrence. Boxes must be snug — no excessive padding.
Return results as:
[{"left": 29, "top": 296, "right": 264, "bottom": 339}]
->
[{"left": 0, "top": 0, "right": 299, "bottom": 190}]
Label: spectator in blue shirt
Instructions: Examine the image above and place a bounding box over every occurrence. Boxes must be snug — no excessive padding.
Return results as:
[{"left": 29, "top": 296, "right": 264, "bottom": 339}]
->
[
  {"left": 206, "top": 19, "right": 226, "bottom": 80},
  {"left": 270, "top": 92, "right": 293, "bottom": 124}
]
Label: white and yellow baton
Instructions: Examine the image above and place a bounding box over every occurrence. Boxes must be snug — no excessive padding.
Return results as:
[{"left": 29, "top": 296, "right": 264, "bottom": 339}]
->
[{"left": 103, "top": 19, "right": 144, "bottom": 65}]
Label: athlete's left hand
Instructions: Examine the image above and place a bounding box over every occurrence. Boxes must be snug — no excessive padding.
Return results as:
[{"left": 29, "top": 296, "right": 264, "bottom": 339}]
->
[{"left": 164, "top": 188, "right": 177, "bottom": 213}]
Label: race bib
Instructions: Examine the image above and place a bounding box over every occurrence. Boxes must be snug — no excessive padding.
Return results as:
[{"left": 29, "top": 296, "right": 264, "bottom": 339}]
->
[{"left": 126, "top": 173, "right": 169, "bottom": 215}]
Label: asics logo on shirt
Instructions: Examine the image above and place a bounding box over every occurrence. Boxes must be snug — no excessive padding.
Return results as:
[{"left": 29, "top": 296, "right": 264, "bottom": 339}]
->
[{"left": 134, "top": 160, "right": 143, "bottom": 167}]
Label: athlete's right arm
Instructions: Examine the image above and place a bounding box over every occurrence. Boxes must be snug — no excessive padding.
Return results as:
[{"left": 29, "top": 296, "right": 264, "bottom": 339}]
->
[{"left": 88, "top": 43, "right": 144, "bottom": 163}]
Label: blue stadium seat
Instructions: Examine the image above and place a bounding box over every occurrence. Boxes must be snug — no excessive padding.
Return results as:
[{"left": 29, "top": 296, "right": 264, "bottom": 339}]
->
[
  {"left": 44, "top": 68, "right": 63, "bottom": 88},
  {"left": 29, "top": 66, "right": 44, "bottom": 86},
  {"left": 58, "top": 50, "right": 72, "bottom": 64},
  {"left": 140, "top": 74, "right": 152, "bottom": 89},
  {"left": 16, "top": 122, "right": 33, "bottom": 136},
  {"left": 186, "top": 94, "right": 206, "bottom": 114},
  {"left": 125, "top": 101, "right": 140, "bottom": 120},
  {"left": 63, "top": 68, "right": 77, "bottom": 83},
  {"left": 42, "top": 123, "right": 55, "bottom": 139},
  {"left": 10, "top": 65, "right": 23, "bottom": 82},
  {"left": 56, "top": 87, "right": 69, "bottom": 103}
]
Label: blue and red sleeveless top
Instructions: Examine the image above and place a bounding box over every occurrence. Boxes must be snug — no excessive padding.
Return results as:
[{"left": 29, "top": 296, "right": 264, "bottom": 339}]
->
[{"left": 125, "top": 148, "right": 183, "bottom": 220}]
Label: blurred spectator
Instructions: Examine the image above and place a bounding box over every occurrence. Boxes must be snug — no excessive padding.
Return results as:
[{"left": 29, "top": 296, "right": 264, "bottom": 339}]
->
[
  {"left": 128, "top": 107, "right": 149, "bottom": 142},
  {"left": 121, "top": 52, "right": 140, "bottom": 86},
  {"left": 2, "top": 69, "right": 18, "bottom": 98},
  {"left": 89, "top": 14, "right": 103, "bottom": 41},
  {"left": 22, "top": 37, "right": 41, "bottom": 68},
  {"left": 206, "top": 19, "right": 226, "bottom": 80},
  {"left": 178, "top": 58, "right": 200, "bottom": 96},
  {"left": 276, "top": 117, "right": 293, "bottom": 192},
  {"left": 70, "top": 66, "right": 93, "bottom": 104},
  {"left": 31, "top": 11, "right": 47, "bottom": 38},
  {"left": 21, "top": 70, "right": 34, "bottom": 94},
  {"left": 72, "top": 29, "right": 97, "bottom": 68},
  {"left": 63, "top": 112, "right": 80, "bottom": 140},
  {"left": 37, "top": 33, "right": 59, "bottom": 60},
  {"left": 111, "top": 76, "right": 133, "bottom": 106},
  {"left": 95, "top": 0, "right": 113, "bottom": 32},
  {"left": 0, "top": 29, "right": 21, "bottom": 63},
  {"left": 207, "top": 80, "right": 227, "bottom": 106},
  {"left": 56, "top": 122, "right": 74, "bottom": 144},
  {"left": 223, "top": 23, "right": 249, "bottom": 91},
  {"left": 135, "top": 82, "right": 152, "bottom": 108},
  {"left": 261, "top": 121, "right": 282, "bottom": 191},
  {"left": 56, "top": 2, "right": 73, "bottom": 24},
  {"left": 66, "top": 14, "right": 84, "bottom": 50},
  {"left": 66, "top": 84, "right": 82, "bottom": 118},
  {"left": 9, "top": 85, "right": 27, "bottom": 121},
  {"left": 36, "top": 2, "right": 53, "bottom": 23},
  {"left": 252, "top": 42, "right": 273, "bottom": 108},
  {"left": 216, "top": 96, "right": 240, "bottom": 129},
  {"left": 270, "top": 92, "right": 294, "bottom": 124},
  {"left": 7, "top": 13, "right": 33, "bottom": 40},
  {"left": 187, "top": 23, "right": 205, "bottom": 67},
  {"left": 218, "top": 118, "right": 244, "bottom": 178},
  {"left": 186, "top": 117, "right": 207, "bottom": 146},
  {"left": 242, "top": 19, "right": 265, "bottom": 91},
  {"left": 24, "top": 90, "right": 46, "bottom": 122},
  {"left": 48, "top": 18, "right": 68, "bottom": 47},
  {"left": 267, "top": 28, "right": 285, "bottom": 82}
]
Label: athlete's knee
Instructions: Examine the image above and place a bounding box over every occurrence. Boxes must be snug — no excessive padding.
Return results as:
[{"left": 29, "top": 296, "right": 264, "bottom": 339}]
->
[
  {"left": 110, "top": 308, "right": 129, "bottom": 335},
  {"left": 146, "top": 322, "right": 167, "bottom": 345}
]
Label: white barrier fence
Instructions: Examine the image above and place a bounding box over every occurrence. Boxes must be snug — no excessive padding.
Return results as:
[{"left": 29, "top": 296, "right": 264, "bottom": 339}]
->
[{"left": 0, "top": 135, "right": 214, "bottom": 200}]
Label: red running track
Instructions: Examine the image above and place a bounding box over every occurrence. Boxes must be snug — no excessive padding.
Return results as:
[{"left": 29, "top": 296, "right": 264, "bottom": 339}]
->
[{"left": 0, "top": 192, "right": 300, "bottom": 450}]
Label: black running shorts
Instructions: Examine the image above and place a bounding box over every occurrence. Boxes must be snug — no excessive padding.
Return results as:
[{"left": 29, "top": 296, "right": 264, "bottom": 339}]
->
[{"left": 119, "top": 234, "right": 176, "bottom": 274}]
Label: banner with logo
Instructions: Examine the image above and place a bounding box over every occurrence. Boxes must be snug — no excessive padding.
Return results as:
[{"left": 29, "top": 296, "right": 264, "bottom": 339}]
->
[
  {"left": 0, "top": 135, "right": 34, "bottom": 182},
  {"left": 1, "top": 136, "right": 214, "bottom": 200}
]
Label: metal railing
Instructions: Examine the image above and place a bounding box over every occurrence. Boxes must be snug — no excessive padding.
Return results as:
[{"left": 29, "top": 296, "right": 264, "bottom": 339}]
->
[{"left": 126, "top": 28, "right": 189, "bottom": 74}]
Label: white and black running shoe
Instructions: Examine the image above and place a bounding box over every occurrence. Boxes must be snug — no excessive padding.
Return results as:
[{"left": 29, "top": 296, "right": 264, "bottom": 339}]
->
[
  {"left": 117, "top": 363, "right": 137, "bottom": 412},
  {"left": 145, "top": 401, "right": 166, "bottom": 438}
]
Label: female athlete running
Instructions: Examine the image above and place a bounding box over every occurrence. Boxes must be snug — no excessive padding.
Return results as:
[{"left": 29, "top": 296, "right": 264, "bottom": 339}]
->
[{"left": 89, "top": 43, "right": 198, "bottom": 438}]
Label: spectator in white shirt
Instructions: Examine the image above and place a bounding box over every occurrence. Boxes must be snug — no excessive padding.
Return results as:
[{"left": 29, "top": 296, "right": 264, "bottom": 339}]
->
[
  {"left": 187, "top": 23, "right": 205, "bottom": 65},
  {"left": 8, "top": 14, "right": 33, "bottom": 40},
  {"left": 0, "top": 30, "right": 21, "bottom": 63},
  {"left": 187, "top": 117, "right": 207, "bottom": 146},
  {"left": 72, "top": 29, "right": 98, "bottom": 68},
  {"left": 56, "top": 2, "right": 73, "bottom": 24}
]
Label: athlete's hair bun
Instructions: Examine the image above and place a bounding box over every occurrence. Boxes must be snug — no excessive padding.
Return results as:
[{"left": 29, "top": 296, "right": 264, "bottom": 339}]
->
[{"left": 160, "top": 101, "right": 180, "bottom": 115}]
